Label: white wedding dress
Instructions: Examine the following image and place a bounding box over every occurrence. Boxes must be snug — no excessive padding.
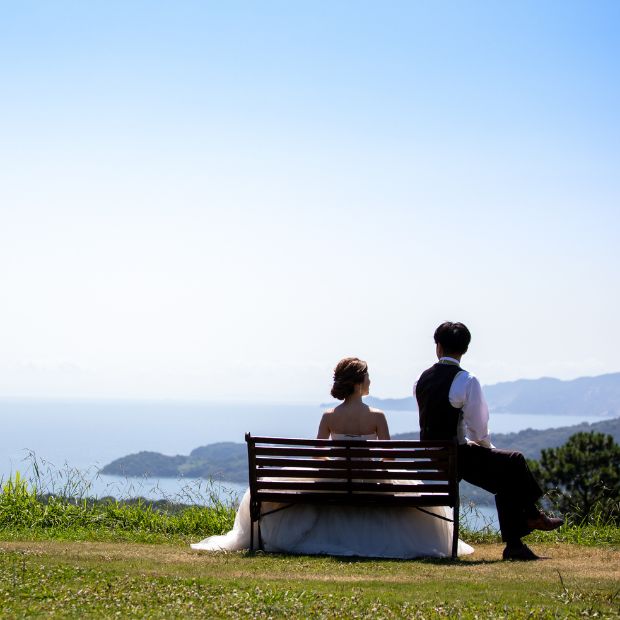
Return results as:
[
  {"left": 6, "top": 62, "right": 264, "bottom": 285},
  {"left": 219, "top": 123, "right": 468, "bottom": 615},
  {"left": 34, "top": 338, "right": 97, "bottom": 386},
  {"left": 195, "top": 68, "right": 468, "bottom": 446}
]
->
[{"left": 191, "top": 434, "right": 474, "bottom": 559}]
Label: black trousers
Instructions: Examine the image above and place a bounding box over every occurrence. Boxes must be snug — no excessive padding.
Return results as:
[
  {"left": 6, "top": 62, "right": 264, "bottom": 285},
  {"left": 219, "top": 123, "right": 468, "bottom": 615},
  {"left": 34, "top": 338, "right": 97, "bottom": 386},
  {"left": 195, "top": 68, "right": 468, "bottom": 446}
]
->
[{"left": 457, "top": 443, "right": 543, "bottom": 543}]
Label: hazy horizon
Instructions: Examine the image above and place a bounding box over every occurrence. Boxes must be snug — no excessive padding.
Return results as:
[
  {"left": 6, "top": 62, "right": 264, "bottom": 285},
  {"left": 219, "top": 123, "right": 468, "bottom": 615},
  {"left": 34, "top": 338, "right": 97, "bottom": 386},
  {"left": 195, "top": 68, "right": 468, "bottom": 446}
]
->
[{"left": 1, "top": 368, "right": 619, "bottom": 405}]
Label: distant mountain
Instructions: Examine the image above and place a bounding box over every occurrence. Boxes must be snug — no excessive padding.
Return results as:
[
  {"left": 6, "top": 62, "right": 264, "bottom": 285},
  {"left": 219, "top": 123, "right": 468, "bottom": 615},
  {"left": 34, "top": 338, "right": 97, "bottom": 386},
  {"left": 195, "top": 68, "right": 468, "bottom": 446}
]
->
[
  {"left": 326, "top": 372, "right": 620, "bottom": 417},
  {"left": 101, "top": 417, "right": 620, "bottom": 488},
  {"left": 483, "top": 373, "right": 620, "bottom": 416}
]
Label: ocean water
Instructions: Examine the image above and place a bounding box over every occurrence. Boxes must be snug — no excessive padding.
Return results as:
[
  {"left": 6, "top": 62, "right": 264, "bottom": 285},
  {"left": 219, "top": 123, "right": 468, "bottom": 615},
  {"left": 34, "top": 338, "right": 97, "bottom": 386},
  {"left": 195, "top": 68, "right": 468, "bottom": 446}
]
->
[
  {"left": 2, "top": 399, "right": 614, "bottom": 472},
  {"left": 1, "top": 398, "right": 615, "bottom": 522}
]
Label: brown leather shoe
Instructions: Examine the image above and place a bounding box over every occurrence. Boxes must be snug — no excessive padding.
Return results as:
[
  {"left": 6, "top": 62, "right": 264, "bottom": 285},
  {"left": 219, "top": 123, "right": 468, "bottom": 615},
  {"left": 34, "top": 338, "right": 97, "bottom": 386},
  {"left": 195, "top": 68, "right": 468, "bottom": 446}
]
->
[
  {"left": 526, "top": 512, "right": 564, "bottom": 532},
  {"left": 502, "top": 543, "right": 540, "bottom": 561}
]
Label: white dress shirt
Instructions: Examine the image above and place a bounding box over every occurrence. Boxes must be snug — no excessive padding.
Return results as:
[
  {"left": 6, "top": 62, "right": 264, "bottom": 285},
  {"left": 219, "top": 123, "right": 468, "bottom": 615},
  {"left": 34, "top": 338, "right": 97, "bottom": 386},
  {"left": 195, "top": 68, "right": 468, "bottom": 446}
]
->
[{"left": 415, "top": 357, "right": 494, "bottom": 448}]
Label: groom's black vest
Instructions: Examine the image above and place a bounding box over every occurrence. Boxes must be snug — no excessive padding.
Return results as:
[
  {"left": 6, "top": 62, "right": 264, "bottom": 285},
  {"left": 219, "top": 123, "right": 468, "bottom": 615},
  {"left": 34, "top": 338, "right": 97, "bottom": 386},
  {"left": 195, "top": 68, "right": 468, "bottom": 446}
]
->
[{"left": 416, "top": 363, "right": 464, "bottom": 441}]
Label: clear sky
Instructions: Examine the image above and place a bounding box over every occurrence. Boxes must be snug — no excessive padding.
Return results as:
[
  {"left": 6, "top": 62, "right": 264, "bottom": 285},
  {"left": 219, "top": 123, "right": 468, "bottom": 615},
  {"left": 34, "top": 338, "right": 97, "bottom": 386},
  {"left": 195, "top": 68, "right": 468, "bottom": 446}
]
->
[{"left": 1, "top": 1, "right": 619, "bottom": 402}]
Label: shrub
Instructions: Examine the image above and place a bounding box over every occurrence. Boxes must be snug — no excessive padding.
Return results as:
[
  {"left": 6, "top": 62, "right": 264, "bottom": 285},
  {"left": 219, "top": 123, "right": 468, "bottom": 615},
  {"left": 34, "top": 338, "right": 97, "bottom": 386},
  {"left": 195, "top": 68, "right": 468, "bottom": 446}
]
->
[{"left": 529, "top": 432, "right": 620, "bottom": 524}]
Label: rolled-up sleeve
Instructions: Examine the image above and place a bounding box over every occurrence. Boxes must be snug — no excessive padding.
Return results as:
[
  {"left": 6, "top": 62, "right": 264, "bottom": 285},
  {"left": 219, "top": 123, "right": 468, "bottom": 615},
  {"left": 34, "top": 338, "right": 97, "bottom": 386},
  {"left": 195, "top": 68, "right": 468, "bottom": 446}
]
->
[{"left": 449, "top": 373, "right": 493, "bottom": 448}]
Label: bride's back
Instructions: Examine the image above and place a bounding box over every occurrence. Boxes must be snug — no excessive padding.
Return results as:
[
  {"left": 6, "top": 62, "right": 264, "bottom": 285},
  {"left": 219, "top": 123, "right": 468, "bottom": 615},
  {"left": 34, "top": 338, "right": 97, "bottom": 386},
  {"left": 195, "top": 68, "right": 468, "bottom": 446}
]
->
[{"left": 319, "top": 402, "right": 390, "bottom": 439}]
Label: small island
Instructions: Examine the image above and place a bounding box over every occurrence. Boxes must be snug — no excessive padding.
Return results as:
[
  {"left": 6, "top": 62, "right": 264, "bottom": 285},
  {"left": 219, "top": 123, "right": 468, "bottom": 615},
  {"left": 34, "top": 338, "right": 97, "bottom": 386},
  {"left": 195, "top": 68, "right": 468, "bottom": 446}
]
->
[{"left": 101, "top": 442, "right": 248, "bottom": 483}]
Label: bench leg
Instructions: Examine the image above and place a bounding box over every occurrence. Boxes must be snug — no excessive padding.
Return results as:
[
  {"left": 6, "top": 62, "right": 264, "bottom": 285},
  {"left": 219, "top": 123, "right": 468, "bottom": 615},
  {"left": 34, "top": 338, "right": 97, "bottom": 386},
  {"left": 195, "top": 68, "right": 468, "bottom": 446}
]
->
[
  {"left": 249, "top": 500, "right": 259, "bottom": 552},
  {"left": 451, "top": 502, "right": 459, "bottom": 560}
]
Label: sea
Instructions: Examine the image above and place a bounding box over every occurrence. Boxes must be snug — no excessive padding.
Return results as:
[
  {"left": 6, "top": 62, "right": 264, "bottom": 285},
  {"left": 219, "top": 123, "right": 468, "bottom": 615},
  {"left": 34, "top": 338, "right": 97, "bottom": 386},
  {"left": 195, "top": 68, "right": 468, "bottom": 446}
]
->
[{"left": 1, "top": 399, "right": 616, "bottom": 531}]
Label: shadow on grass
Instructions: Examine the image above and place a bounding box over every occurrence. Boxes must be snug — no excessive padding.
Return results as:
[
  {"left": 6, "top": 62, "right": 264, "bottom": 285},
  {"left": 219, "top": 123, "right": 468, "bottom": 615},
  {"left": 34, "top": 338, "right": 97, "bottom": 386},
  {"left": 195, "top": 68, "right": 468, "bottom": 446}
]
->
[{"left": 242, "top": 550, "right": 503, "bottom": 565}]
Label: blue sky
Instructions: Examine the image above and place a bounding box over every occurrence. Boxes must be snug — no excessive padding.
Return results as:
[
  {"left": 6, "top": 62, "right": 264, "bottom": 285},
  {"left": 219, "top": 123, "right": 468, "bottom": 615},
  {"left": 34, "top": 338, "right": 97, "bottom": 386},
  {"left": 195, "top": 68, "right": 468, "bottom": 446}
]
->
[{"left": 1, "top": 1, "right": 619, "bottom": 401}]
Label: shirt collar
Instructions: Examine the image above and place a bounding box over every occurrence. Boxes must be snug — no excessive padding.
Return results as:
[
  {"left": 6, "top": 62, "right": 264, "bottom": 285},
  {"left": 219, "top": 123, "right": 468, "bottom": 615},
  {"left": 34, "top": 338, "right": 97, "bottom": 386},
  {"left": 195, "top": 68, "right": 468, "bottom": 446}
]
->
[{"left": 438, "top": 356, "right": 461, "bottom": 366}]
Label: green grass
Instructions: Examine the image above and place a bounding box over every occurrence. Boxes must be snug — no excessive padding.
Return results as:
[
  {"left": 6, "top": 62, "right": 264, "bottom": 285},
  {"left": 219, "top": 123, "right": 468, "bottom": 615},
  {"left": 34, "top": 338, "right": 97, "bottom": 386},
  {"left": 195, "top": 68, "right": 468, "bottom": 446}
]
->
[
  {"left": 1, "top": 541, "right": 619, "bottom": 618},
  {"left": 0, "top": 471, "right": 236, "bottom": 543},
  {"left": 2, "top": 471, "right": 620, "bottom": 617},
  {"left": 526, "top": 523, "right": 620, "bottom": 547},
  {"left": 2, "top": 471, "right": 620, "bottom": 548},
  {"left": 459, "top": 501, "right": 620, "bottom": 547}
]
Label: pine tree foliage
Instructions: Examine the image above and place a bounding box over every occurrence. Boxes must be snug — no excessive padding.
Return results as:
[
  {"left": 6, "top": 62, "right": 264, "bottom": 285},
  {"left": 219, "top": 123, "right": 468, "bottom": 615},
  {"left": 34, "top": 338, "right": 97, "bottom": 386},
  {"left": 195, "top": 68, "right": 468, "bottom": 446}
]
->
[{"left": 529, "top": 432, "right": 620, "bottom": 523}]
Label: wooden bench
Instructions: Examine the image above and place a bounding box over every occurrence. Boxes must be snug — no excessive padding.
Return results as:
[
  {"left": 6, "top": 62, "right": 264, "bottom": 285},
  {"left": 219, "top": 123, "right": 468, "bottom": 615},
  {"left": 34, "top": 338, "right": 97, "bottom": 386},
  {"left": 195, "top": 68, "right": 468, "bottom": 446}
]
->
[{"left": 245, "top": 434, "right": 461, "bottom": 558}]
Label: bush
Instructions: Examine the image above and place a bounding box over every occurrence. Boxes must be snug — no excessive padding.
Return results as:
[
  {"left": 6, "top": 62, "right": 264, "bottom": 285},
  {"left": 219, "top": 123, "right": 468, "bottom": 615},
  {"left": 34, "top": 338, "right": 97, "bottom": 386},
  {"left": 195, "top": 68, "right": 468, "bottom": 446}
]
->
[{"left": 529, "top": 432, "right": 620, "bottom": 524}]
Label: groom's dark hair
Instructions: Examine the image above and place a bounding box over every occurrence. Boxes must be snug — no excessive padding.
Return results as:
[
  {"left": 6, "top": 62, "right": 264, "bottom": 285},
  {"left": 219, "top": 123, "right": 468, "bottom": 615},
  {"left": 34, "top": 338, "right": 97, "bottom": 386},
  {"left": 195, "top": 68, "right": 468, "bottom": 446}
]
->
[{"left": 434, "top": 322, "right": 471, "bottom": 355}]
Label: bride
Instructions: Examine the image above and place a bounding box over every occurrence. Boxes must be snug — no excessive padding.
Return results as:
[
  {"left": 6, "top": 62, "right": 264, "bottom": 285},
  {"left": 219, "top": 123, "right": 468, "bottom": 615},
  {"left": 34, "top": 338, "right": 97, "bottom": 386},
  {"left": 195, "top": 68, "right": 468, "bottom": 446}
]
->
[{"left": 191, "top": 357, "right": 474, "bottom": 558}]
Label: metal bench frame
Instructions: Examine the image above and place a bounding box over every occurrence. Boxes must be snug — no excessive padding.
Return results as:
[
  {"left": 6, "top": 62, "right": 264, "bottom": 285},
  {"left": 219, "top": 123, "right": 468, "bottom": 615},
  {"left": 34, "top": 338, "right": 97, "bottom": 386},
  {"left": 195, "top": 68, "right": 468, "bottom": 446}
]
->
[{"left": 245, "top": 433, "right": 460, "bottom": 559}]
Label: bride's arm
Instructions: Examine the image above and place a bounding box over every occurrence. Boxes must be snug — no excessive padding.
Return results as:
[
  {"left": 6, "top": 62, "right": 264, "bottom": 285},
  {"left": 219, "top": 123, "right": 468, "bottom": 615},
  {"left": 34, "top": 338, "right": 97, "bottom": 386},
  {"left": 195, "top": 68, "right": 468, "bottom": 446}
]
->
[
  {"left": 375, "top": 411, "right": 391, "bottom": 441},
  {"left": 316, "top": 412, "right": 331, "bottom": 439},
  {"left": 374, "top": 410, "right": 393, "bottom": 460},
  {"left": 315, "top": 412, "right": 332, "bottom": 460}
]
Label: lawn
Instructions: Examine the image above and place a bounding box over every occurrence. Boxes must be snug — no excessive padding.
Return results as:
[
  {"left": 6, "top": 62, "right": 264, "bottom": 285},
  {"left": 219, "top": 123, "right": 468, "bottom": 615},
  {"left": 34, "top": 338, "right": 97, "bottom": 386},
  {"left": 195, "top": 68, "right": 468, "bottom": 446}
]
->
[
  {"left": 1, "top": 473, "right": 618, "bottom": 617},
  {"left": 1, "top": 539, "right": 618, "bottom": 618}
]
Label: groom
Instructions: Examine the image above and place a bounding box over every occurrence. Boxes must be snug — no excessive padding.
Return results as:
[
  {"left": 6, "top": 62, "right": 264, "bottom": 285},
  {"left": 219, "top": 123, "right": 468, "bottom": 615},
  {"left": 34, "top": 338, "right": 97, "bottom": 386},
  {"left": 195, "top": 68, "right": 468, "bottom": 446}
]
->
[{"left": 415, "top": 321, "right": 563, "bottom": 560}]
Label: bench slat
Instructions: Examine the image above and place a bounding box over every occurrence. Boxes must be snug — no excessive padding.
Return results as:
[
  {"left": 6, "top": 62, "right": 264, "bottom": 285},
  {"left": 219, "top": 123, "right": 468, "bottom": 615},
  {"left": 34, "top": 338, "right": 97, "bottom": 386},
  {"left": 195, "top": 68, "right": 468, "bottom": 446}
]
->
[
  {"left": 255, "top": 491, "right": 453, "bottom": 507},
  {"left": 251, "top": 437, "right": 453, "bottom": 448},
  {"left": 254, "top": 446, "right": 451, "bottom": 459},
  {"left": 256, "top": 480, "right": 450, "bottom": 493},
  {"left": 255, "top": 468, "right": 450, "bottom": 481},
  {"left": 255, "top": 457, "right": 449, "bottom": 471}
]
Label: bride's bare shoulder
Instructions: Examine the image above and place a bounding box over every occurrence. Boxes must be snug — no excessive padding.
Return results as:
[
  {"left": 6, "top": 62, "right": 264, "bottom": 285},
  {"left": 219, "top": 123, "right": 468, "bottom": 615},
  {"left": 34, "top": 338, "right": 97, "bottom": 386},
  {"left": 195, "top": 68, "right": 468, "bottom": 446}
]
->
[{"left": 369, "top": 407, "right": 385, "bottom": 415}]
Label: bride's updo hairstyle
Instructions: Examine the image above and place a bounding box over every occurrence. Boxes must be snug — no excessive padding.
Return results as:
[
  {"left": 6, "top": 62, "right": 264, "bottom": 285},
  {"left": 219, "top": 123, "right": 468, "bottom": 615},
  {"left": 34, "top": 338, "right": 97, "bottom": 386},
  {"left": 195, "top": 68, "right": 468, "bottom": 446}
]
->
[{"left": 331, "top": 357, "right": 368, "bottom": 400}]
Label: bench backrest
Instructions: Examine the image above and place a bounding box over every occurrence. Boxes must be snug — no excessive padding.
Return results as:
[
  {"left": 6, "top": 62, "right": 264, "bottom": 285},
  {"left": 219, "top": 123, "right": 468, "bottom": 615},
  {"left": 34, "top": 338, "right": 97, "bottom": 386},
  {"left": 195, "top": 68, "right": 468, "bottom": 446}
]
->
[{"left": 245, "top": 434, "right": 459, "bottom": 508}]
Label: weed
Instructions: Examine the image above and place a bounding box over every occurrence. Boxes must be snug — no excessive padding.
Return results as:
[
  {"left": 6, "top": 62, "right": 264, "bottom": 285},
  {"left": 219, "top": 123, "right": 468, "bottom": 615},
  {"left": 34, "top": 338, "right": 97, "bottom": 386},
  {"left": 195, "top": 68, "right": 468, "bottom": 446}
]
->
[{"left": 0, "top": 467, "right": 236, "bottom": 541}]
